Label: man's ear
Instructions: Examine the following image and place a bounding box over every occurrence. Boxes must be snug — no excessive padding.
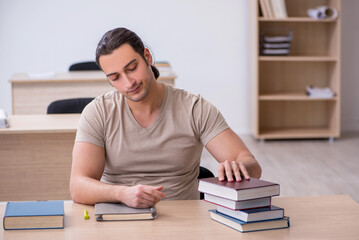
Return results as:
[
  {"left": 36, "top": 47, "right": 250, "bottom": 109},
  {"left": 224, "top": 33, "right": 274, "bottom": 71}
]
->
[{"left": 144, "top": 48, "right": 153, "bottom": 65}]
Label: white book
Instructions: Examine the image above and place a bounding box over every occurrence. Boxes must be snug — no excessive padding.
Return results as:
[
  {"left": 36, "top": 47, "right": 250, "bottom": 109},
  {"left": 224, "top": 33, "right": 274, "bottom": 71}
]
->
[
  {"left": 264, "top": 0, "right": 274, "bottom": 18},
  {"left": 270, "top": 0, "right": 282, "bottom": 18},
  {"left": 259, "top": 0, "right": 269, "bottom": 18},
  {"left": 204, "top": 194, "right": 271, "bottom": 210},
  {"left": 278, "top": 0, "right": 288, "bottom": 18},
  {"left": 263, "top": 43, "right": 291, "bottom": 49},
  {"left": 263, "top": 35, "right": 292, "bottom": 43},
  {"left": 262, "top": 49, "right": 290, "bottom": 55}
]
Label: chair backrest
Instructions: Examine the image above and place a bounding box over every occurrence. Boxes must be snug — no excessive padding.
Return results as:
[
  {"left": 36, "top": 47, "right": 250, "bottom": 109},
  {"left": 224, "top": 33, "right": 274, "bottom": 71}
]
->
[
  {"left": 198, "top": 166, "right": 215, "bottom": 200},
  {"left": 198, "top": 166, "right": 214, "bottom": 179},
  {"left": 69, "top": 61, "right": 100, "bottom": 71},
  {"left": 47, "top": 98, "right": 94, "bottom": 114}
]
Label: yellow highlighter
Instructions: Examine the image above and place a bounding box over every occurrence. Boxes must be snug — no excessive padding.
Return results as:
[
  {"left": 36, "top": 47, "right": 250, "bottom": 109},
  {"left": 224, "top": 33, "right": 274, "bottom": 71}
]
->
[{"left": 84, "top": 209, "right": 89, "bottom": 220}]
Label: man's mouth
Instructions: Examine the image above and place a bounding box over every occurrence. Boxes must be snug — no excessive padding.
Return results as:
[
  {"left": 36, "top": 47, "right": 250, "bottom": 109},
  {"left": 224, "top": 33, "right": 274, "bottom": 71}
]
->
[{"left": 128, "top": 83, "right": 142, "bottom": 94}]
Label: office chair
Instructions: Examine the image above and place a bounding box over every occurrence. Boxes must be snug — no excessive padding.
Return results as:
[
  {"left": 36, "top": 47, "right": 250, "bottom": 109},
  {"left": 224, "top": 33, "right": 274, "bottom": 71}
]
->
[
  {"left": 47, "top": 98, "right": 94, "bottom": 114},
  {"left": 69, "top": 61, "right": 101, "bottom": 71},
  {"left": 198, "top": 166, "right": 215, "bottom": 199}
]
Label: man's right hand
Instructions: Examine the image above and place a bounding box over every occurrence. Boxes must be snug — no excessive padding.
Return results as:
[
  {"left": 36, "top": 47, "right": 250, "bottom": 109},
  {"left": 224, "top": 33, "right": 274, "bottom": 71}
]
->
[{"left": 119, "top": 185, "right": 166, "bottom": 208}]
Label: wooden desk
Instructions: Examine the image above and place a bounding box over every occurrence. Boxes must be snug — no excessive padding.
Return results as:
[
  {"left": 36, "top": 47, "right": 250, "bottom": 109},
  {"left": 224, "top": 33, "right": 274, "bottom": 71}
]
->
[
  {"left": 0, "top": 114, "right": 79, "bottom": 201},
  {"left": 10, "top": 70, "right": 176, "bottom": 114},
  {"left": 1, "top": 195, "right": 359, "bottom": 239}
]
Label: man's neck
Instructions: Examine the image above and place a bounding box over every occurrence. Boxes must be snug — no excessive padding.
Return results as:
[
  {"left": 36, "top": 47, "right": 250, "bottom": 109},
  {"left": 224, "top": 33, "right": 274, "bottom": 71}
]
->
[{"left": 126, "top": 81, "right": 165, "bottom": 117}]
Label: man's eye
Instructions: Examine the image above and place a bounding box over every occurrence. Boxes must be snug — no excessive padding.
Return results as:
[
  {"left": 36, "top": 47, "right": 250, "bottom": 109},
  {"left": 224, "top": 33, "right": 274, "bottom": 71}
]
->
[
  {"left": 128, "top": 65, "right": 137, "bottom": 72},
  {"left": 108, "top": 73, "right": 119, "bottom": 81}
]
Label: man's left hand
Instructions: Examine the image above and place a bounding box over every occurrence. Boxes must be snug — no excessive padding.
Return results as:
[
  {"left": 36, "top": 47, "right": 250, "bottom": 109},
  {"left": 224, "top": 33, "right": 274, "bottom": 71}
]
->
[{"left": 218, "top": 160, "right": 250, "bottom": 182}]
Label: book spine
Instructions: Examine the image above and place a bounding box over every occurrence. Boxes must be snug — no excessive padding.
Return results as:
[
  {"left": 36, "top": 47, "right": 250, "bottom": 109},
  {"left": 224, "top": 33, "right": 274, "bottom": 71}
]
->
[{"left": 259, "top": 0, "right": 269, "bottom": 18}]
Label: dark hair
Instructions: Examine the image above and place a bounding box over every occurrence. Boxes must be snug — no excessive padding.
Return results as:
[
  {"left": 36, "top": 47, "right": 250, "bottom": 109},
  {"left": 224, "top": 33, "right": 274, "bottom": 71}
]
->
[{"left": 95, "top": 27, "right": 160, "bottom": 79}]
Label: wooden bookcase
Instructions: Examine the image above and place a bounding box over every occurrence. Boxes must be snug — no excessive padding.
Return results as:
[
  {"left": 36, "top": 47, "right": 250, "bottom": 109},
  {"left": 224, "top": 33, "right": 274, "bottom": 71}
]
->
[{"left": 249, "top": 0, "right": 341, "bottom": 140}]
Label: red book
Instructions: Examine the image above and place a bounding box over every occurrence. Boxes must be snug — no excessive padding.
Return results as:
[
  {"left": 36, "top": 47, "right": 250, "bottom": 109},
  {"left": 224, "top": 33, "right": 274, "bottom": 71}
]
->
[{"left": 198, "top": 177, "right": 280, "bottom": 201}]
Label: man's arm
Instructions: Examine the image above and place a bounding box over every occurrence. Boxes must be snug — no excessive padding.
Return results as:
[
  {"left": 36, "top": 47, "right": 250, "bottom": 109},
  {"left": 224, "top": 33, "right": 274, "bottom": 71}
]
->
[
  {"left": 205, "top": 128, "right": 262, "bottom": 182},
  {"left": 69, "top": 142, "right": 165, "bottom": 207}
]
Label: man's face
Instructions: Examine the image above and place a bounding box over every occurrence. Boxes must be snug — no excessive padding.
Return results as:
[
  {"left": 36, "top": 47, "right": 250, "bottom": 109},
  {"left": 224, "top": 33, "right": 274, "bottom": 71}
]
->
[{"left": 99, "top": 44, "right": 154, "bottom": 102}]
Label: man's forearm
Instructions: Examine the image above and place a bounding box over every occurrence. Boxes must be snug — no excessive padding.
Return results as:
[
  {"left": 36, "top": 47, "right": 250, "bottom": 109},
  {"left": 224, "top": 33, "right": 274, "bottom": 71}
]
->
[{"left": 70, "top": 176, "right": 126, "bottom": 205}]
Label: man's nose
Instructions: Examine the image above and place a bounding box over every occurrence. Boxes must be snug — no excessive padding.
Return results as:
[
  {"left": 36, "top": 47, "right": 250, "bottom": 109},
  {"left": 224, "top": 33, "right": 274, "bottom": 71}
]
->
[{"left": 123, "top": 74, "right": 136, "bottom": 89}]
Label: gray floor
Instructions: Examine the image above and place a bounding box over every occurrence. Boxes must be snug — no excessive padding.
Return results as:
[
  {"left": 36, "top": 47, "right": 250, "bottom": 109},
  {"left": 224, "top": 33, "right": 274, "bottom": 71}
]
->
[{"left": 200, "top": 131, "right": 359, "bottom": 203}]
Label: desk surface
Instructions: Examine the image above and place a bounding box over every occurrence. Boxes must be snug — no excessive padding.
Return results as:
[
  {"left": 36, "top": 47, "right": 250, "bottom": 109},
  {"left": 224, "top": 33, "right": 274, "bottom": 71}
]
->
[
  {"left": 0, "top": 114, "right": 79, "bottom": 134},
  {"left": 1, "top": 195, "right": 359, "bottom": 240}
]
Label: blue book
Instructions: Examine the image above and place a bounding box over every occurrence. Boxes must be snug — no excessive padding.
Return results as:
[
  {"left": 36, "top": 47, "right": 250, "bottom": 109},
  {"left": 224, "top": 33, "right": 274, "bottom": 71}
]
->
[
  {"left": 216, "top": 205, "right": 284, "bottom": 222},
  {"left": 209, "top": 209, "right": 289, "bottom": 233},
  {"left": 3, "top": 200, "right": 64, "bottom": 230}
]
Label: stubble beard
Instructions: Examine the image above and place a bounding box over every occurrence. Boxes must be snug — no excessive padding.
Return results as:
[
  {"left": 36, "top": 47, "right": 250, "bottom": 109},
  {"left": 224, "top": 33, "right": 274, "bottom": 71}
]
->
[{"left": 126, "top": 76, "right": 153, "bottom": 103}]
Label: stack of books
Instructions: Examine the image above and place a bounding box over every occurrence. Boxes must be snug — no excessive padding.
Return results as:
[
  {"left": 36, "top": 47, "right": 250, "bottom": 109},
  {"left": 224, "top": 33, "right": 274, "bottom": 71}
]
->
[
  {"left": 198, "top": 177, "right": 290, "bottom": 233},
  {"left": 260, "top": 29, "right": 293, "bottom": 56},
  {"left": 154, "top": 61, "right": 176, "bottom": 78}
]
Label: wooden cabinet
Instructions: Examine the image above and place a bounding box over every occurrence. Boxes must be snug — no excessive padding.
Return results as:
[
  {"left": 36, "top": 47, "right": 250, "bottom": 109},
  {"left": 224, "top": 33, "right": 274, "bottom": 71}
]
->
[
  {"left": 249, "top": 0, "right": 341, "bottom": 140},
  {"left": 10, "top": 65, "right": 176, "bottom": 114}
]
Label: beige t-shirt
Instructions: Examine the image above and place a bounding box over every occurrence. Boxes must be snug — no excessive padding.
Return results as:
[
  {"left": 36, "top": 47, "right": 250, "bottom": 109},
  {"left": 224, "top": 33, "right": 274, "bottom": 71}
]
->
[{"left": 75, "top": 85, "right": 229, "bottom": 200}]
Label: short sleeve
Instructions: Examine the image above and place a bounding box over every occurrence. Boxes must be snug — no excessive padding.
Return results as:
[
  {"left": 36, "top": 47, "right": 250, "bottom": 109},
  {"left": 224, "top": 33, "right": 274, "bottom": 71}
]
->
[
  {"left": 75, "top": 100, "right": 105, "bottom": 148},
  {"left": 192, "top": 96, "right": 229, "bottom": 146}
]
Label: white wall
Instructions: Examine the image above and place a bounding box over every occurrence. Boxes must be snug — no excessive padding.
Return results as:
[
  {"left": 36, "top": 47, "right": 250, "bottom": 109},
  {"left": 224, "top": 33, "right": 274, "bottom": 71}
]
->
[
  {"left": 1, "top": 0, "right": 358, "bottom": 133},
  {"left": 0, "top": 0, "right": 250, "bottom": 134}
]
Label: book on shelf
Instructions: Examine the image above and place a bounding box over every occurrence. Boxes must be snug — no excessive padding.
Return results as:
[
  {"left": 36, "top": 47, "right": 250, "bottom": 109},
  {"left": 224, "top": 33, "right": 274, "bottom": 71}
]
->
[
  {"left": 263, "top": 35, "right": 292, "bottom": 43},
  {"left": 259, "top": 0, "right": 269, "bottom": 18},
  {"left": 209, "top": 210, "right": 289, "bottom": 233},
  {"left": 270, "top": 0, "right": 288, "bottom": 18},
  {"left": 216, "top": 205, "right": 284, "bottom": 223},
  {"left": 260, "top": 28, "right": 292, "bottom": 56},
  {"left": 265, "top": 0, "right": 275, "bottom": 18},
  {"left": 262, "top": 42, "right": 291, "bottom": 49},
  {"left": 198, "top": 177, "right": 280, "bottom": 201},
  {"left": 204, "top": 193, "right": 271, "bottom": 210},
  {"left": 278, "top": 0, "right": 288, "bottom": 18},
  {"left": 94, "top": 202, "right": 158, "bottom": 221},
  {"left": 3, "top": 200, "right": 64, "bottom": 230},
  {"left": 261, "top": 48, "right": 290, "bottom": 55}
]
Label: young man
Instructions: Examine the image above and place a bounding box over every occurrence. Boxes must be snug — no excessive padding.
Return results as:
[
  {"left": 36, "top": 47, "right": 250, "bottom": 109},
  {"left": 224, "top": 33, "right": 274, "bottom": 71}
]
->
[{"left": 70, "top": 28, "right": 261, "bottom": 208}]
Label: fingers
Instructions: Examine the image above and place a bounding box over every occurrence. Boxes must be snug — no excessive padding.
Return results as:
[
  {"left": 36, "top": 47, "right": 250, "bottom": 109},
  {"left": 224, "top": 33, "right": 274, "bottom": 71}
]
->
[
  {"left": 125, "top": 185, "right": 166, "bottom": 208},
  {"left": 231, "top": 161, "right": 241, "bottom": 182},
  {"left": 239, "top": 162, "right": 250, "bottom": 180},
  {"left": 218, "top": 160, "right": 251, "bottom": 182},
  {"left": 142, "top": 186, "right": 166, "bottom": 203},
  {"left": 218, "top": 163, "right": 226, "bottom": 181}
]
